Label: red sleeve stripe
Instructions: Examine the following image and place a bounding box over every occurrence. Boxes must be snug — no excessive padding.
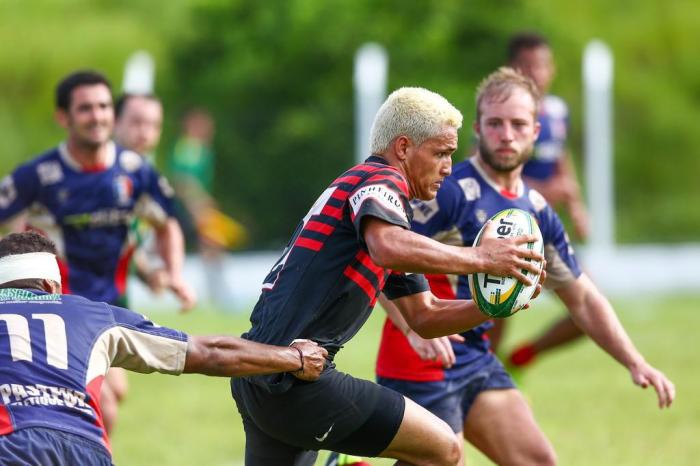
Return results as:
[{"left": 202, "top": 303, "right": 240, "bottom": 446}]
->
[
  {"left": 344, "top": 264, "right": 378, "bottom": 301},
  {"left": 321, "top": 204, "right": 343, "bottom": 220},
  {"left": 331, "top": 187, "right": 350, "bottom": 200},
  {"left": 306, "top": 220, "right": 335, "bottom": 235},
  {"left": 366, "top": 172, "right": 409, "bottom": 196},
  {"left": 334, "top": 174, "right": 363, "bottom": 186},
  {"left": 294, "top": 236, "right": 323, "bottom": 251},
  {"left": 356, "top": 250, "right": 385, "bottom": 283}
]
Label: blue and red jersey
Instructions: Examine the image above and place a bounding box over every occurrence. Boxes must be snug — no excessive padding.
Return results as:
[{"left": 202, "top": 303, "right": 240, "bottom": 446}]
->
[
  {"left": 0, "top": 288, "right": 188, "bottom": 452},
  {"left": 0, "top": 142, "right": 176, "bottom": 304},
  {"left": 376, "top": 157, "right": 581, "bottom": 382},
  {"left": 244, "top": 156, "right": 428, "bottom": 393},
  {"left": 522, "top": 94, "right": 569, "bottom": 181}
]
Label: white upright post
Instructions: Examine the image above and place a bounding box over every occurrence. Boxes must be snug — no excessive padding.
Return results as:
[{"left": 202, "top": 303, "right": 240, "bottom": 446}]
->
[
  {"left": 354, "top": 43, "right": 388, "bottom": 165},
  {"left": 583, "top": 40, "right": 614, "bottom": 251},
  {"left": 122, "top": 50, "right": 156, "bottom": 94}
]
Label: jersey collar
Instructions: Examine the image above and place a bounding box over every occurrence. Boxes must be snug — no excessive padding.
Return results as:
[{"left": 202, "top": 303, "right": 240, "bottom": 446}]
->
[
  {"left": 469, "top": 156, "right": 525, "bottom": 199},
  {"left": 59, "top": 141, "right": 117, "bottom": 172},
  {"left": 365, "top": 154, "right": 390, "bottom": 166}
]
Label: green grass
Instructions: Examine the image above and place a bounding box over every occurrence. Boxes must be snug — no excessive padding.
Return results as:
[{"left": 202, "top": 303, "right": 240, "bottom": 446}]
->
[{"left": 112, "top": 294, "right": 699, "bottom": 465}]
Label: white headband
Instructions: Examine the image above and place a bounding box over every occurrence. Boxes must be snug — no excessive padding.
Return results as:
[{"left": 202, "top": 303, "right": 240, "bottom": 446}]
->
[{"left": 0, "top": 252, "right": 62, "bottom": 286}]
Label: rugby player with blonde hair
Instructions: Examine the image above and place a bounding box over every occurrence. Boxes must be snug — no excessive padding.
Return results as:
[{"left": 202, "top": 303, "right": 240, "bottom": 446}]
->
[{"left": 231, "top": 86, "right": 544, "bottom": 466}]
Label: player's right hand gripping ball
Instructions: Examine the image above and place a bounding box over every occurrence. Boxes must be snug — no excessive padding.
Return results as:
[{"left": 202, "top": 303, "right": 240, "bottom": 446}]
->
[{"left": 468, "top": 208, "right": 544, "bottom": 318}]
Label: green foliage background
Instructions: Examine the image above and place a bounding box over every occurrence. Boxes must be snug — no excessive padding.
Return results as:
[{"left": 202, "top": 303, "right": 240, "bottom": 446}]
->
[{"left": 1, "top": 0, "right": 699, "bottom": 246}]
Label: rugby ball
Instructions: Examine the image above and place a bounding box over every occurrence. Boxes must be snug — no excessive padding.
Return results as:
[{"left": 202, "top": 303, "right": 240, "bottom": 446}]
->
[{"left": 468, "top": 208, "right": 544, "bottom": 318}]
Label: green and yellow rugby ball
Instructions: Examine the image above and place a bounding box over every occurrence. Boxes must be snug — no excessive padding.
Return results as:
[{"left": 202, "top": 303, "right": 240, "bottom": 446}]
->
[{"left": 468, "top": 208, "right": 544, "bottom": 318}]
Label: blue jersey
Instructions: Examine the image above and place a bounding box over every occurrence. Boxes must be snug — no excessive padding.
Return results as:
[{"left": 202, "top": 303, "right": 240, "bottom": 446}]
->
[
  {"left": 0, "top": 142, "right": 176, "bottom": 304},
  {"left": 522, "top": 95, "right": 569, "bottom": 181},
  {"left": 0, "top": 288, "right": 188, "bottom": 452},
  {"left": 376, "top": 157, "right": 581, "bottom": 381}
]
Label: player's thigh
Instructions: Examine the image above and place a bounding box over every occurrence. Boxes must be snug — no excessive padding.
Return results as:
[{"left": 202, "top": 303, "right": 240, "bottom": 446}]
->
[
  {"left": 463, "top": 389, "right": 556, "bottom": 466},
  {"left": 377, "top": 377, "right": 464, "bottom": 435},
  {"left": 378, "top": 396, "right": 460, "bottom": 466},
  {"left": 104, "top": 367, "right": 129, "bottom": 401},
  {"left": 239, "top": 410, "right": 318, "bottom": 466},
  {"left": 232, "top": 369, "right": 405, "bottom": 457}
]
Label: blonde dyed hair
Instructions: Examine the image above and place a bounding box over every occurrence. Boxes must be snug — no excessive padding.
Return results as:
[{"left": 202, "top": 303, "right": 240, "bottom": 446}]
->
[
  {"left": 475, "top": 67, "right": 541, "bottom": 120},
  {"left": 369, "top": 87, "right": 463, "bottom": 154}
]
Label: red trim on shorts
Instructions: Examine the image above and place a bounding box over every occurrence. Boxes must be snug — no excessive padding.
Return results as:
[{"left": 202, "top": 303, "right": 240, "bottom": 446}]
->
[
  {"left": 0, "top": 405, "right": 14, "bottom": 435},
  {"left": 85, "top": 375, "right": 111, "bottom": 453}
]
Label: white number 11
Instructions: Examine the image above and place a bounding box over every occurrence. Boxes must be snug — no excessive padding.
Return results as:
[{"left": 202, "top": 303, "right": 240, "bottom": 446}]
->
[{"left": 0, "top": 313, "right": 68, "bottom": 370}]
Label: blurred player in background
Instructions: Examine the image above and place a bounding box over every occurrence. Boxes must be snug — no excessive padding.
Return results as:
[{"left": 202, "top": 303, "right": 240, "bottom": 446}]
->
[
  {"left": 107, "top": 92, "right": 171, "bottom": 436},
  {"left": 231, "top": 86, "right": 545, "bottom": 466},
  {"left": 489, "top": 32, "right": 590, "bottom": 369},
  {"left": 0, "top": 70, "right": 196, "bottom": 435},
  {"left": 374, "top": 68, "right": 674, "bottom": 465},
  {"left": 0, "top": 232, "right": 327, "bottom": 465},
  {"left": 168, "top": 108, "right": 245, "bottom": 309},
  {"left": 114, "top": 92, "right": 170, "bottom": 295}
]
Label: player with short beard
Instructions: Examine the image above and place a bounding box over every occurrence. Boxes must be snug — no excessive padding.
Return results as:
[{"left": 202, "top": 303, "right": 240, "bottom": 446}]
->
[{"left": 375, "top": 67, "right": 674, "bottom": 466}]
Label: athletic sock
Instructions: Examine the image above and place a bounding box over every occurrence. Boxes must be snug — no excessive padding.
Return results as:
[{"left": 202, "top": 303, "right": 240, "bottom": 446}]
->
[
  {"left": 509, "top": 342, "right": 538, "bottom": 367},
  {"left": 324, "top": 452, "right": 371, "bottom": 466}
]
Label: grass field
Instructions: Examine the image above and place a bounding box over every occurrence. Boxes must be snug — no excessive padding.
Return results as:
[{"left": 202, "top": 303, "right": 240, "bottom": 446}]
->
[{"left": 111, "top": 293, "right": 699, "bottom": 465}]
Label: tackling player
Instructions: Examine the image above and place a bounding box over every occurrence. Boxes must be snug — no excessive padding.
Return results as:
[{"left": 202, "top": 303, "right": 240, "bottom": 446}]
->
[
  {"left": 0, "top": 232, "right": 327, "bottom": 465},
  {"left": 375, "top": 67, "right": 675, "bottom": 465},
  {"left": 231, "top": 87, "right": 545, "bottom": 466},
  {"left": 0, "top": 71, "right": 196, "bottom": 435}
]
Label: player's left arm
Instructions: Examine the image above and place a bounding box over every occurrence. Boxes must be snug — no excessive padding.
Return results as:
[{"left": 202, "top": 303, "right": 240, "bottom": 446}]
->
[
  {"left": 184, "top": 336, "right": 327, "bottom": 381},
  {"left": 154, "top": 218, "right": 196, "bottom": 311},
  {"left": 379, "top": 293, "right": 461, "bottom": 367},
  {"left": 555, "top": 151, "right": 589, "bottom": 240},
  {"left": 389, "top": 290, "right": 489, "bottom": 339},
  {"left": 138, "top": 165, "right": 197, "bottom": 311},
  {"left": 555, "top": 274, "right": 675, "bottom": 408}
]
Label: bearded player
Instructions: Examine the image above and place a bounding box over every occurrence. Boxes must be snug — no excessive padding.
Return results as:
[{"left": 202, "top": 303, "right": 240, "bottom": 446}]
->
[{"left": 375, "top": 68, "right": 674, "bottom": 465}]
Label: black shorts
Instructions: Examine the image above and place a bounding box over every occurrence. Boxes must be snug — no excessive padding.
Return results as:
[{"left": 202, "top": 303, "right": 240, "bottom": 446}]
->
[{"left": 231, "top": 367, "right": 405, "bottom": 466}]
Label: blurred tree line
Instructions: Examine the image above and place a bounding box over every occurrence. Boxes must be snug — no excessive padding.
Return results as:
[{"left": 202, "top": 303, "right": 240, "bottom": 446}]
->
[{"left": 1, "top": 0, "right": 699, "bottom": 247}]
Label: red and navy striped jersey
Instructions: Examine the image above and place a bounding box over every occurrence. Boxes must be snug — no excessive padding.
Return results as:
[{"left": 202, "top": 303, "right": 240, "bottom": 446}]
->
[
  {"left": 243, "top": 156, "right": 428, "bottom": 392},
  {"left": 0, "top": 142, "right": 176, "bottom": 305},
  {"left": 0, "top": 288, "right": 187, "bottom": 452}
]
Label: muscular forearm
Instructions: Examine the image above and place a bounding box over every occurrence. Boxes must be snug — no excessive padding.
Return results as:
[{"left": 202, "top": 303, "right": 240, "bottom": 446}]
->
[
  {"left": 184, "top": 335, "right": 301, "bottom": 377},
  {"left": 155, "top": 218, "right": 186, "bottom": 277},
  {"left": 368, "top": 225, "right": 486, "bottom": 275},
  {"left": 393, "top": 292, "right": 489, "bottom": 339},
  {"left": 379, "top": 293, "right": 411, "bottom": 335},
  {"left": 560, "top": 275, "right": 645, "bottom": 369}
]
